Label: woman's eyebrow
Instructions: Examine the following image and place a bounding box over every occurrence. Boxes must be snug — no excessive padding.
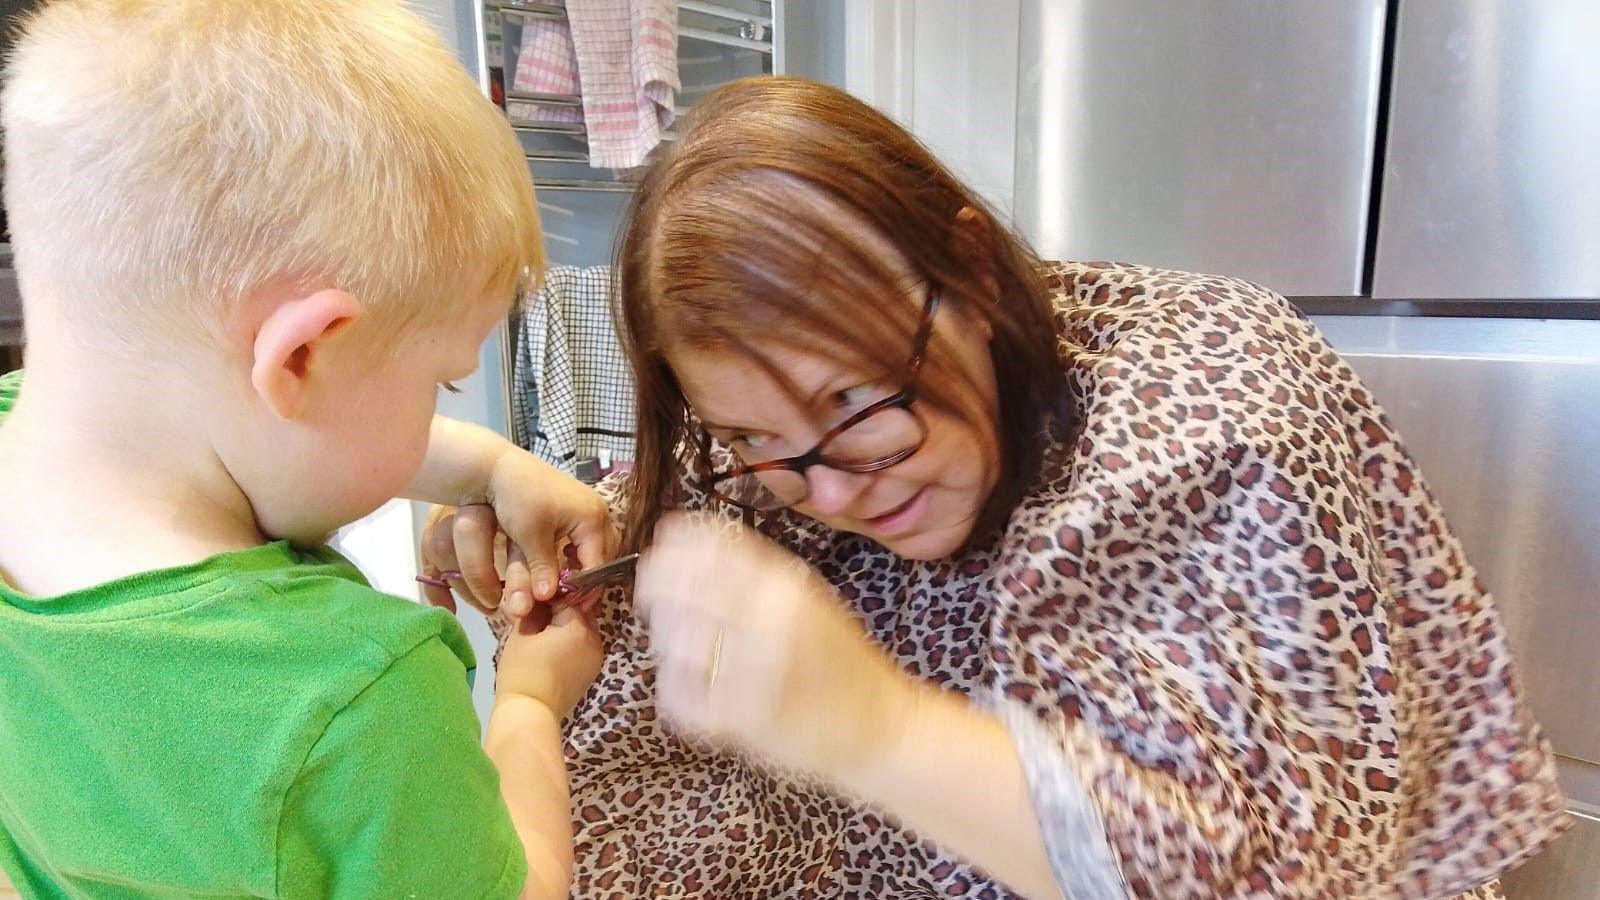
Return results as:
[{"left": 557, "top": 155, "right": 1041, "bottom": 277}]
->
[
  {"left": 698, "top": 374, "right": 862, "bottom": 435},
  {"left": 699, "top": 418, "right": 765, "bottom": 434}
]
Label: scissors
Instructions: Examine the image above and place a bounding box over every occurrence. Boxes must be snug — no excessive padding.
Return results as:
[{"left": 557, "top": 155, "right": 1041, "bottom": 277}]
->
[
  {"left": 417, "top": 552, "right": 640, "bottom": 614},
  {"left": 551, "top": 552, "right": 640, "bottom": 609}
]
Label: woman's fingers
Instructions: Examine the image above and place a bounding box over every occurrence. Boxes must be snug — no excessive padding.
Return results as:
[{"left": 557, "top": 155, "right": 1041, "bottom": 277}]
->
[
  {"left": 638, "top": 514, "right": 786, "bottom": 744},
  {"left": 418, "top": 564, "right": 457, "bottom": 613},
  {"left": 451, "top": 504, "right": 503, "bottom": 613}
]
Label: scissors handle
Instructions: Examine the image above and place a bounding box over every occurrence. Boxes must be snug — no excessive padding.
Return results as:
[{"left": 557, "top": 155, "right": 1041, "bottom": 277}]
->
[{"left": 415, "top": 570, "right": 461, "bottom": 589}]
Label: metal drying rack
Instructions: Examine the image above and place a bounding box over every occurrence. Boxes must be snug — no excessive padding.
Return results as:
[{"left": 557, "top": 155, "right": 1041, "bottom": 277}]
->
[{"left": 474, "top": 0, "right": 780, "bottom": 193}]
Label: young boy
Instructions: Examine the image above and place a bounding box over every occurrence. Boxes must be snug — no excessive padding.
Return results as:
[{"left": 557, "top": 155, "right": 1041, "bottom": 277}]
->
[{"left": 0, "top": 1, "right": 611, "bottom": 897}]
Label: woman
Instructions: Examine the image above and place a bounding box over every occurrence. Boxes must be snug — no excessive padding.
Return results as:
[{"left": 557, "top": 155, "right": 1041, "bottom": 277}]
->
[{"left": 427, "top": 77, "right": 1566, "bottom": 898}]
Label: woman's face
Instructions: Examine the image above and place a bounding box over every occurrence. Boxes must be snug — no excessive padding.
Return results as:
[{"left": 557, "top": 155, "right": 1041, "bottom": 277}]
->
[{"left": 669, "top": 284, "right": 1002, "bottom": 561}]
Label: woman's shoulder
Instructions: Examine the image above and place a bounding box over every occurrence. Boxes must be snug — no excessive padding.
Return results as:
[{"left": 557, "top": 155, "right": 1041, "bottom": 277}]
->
[
  {"left": 1039, "top": 259, "right": 1284, "bottom": 303},
  {"left": 1039, "top": 260, "right": 1308, "bottom": 356},
  {"left": 1008, "top": 261, "right": 1360, "bottom": 532}
]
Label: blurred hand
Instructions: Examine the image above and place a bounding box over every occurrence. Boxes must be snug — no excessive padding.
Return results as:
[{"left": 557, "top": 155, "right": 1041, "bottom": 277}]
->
[{"left": 634, "top": 513, "right": 915, "bottom": 780}]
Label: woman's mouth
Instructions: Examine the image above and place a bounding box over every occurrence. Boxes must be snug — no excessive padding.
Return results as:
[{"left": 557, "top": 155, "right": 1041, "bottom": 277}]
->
[{"left": 862, "top": 488, "right": 929, "bottom": 538}]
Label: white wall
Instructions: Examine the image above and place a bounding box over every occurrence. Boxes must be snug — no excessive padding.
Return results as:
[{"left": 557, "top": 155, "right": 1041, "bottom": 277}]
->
[
  {"left": 844, "top": 0, "right": 1021, "bottom": 219},
  {"left": 410, "top": 0, "right": 509, "bottom": 728}
]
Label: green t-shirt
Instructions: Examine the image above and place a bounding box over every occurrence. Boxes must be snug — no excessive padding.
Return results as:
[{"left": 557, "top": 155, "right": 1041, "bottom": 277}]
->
[{"left": 0, "top": 371, "right": 526, "bottom": 898}]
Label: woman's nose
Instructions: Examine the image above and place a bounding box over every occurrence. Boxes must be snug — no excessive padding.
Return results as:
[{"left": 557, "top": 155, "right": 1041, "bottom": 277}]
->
[{"left": 803, "top": 465, "right": 869, "bottom": 517}]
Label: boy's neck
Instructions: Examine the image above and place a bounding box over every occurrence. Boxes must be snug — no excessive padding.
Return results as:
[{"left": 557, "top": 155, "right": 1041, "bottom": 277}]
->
[{"left": 0, "top": 353, "right": 267, "bottom": 596}]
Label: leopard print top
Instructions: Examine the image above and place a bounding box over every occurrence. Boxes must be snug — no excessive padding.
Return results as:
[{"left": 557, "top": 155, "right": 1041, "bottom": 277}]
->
[{"left": 529, "top": 262, "right": 1567, "bottom": 899}]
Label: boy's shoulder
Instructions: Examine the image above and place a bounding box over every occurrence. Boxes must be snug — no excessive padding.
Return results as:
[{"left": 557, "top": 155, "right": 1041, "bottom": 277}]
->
[
  {"left": 0, "top": 543, "right": 486, "bottom": 892},
  {"left": 221, "top": 544, "right": 478, "bottom": 679}
]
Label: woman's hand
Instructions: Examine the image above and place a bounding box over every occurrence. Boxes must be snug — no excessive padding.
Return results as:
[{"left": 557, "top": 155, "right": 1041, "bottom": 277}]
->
[
  {"left": 634, "top": 513, "right": 916, "bottom": 781},
  {"left": 419, "top": 453, "right": 617, "bottom": 618}
]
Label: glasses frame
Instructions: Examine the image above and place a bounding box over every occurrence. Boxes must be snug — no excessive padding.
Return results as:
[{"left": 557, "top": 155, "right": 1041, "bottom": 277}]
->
[{"left": 699, "top": 290, "right": 941, "bottom": 511}]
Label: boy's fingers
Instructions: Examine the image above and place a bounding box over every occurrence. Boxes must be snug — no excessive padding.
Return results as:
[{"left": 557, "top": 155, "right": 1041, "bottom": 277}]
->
[
  {"left": 570, "top": 514, "right": 617, "bottom": 572},
  {"left": 519, "top": 528, "right": 562, "bottom": 604},
  {"left": 517, "top": 601, "right": 555, "bottom": 635},
  {"left": 578, "top": 603, "right": 602, "bottom": 635},
  {"left": 452, "top": 505, "right": 502, "bottom": 612},
  {"left": 503, "top": 544, "right": 534, "bottom": 617}
]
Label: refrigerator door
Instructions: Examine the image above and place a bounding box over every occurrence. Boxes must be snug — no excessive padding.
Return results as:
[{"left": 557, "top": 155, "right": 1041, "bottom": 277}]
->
[
  {"left": 1014, "top": 0, "right": 1386, "bottom": 296},
  {"left": 1371, "top": 0, "right": 1600, "bottom": 299}
]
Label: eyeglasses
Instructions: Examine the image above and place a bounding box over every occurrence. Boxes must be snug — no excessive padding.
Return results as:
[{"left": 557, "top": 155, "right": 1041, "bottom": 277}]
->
[{"left": 699, "top": 291, "right": 939, "bottom": 512}]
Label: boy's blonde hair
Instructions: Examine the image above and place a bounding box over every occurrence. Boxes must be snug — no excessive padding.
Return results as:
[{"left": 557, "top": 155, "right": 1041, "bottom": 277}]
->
[{"left": 2, "top": 0, "right": 542, "bottom": 341}]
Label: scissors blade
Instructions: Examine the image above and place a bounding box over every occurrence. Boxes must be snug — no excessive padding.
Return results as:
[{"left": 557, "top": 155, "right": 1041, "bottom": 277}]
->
[{"left": 558, "top": 553, "right": 640, "bottom": 594}]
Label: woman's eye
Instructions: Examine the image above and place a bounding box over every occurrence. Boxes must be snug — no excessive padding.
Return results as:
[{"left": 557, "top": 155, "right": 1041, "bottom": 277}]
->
[
  {"left": 732, "top": 433, "right": 771, "bottom": 453},
  {"left": 834, "top": 383, "right": 879, "bottom": 410},
  {"left": 439, "top": 381, "right": 463, "bottom": 395}
]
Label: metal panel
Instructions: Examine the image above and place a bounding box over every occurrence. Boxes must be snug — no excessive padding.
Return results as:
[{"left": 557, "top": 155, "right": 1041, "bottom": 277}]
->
[
  {"left": 780, "top": 0, "right": 845, "bottom": 87},
  {"left": 1372, "top": 0, "right": 1600, "bottom": 299},
  {"left": 1502, "top": 805, "right": 1600, "bottom": 900},
  {"left": 1014, "top": 0, "right": 1385, "bottom": 296},
  {"left": 1312, "top": 315, "right": 1600, "bottom": 767}
]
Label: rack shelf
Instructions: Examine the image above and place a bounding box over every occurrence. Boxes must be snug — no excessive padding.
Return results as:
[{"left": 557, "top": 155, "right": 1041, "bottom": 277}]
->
[
  {"left": 495, "top": 1, "right": 565, "bottom": 20},
  {"left": 524, "top": 149, "right": 591, "bottom": 163},
  {"left": 513, "top": 121, "right": 586, "bottom": 137},
  {"left": 535, "top": 178, "right": 636, "bottom": 193},
  {"left": 679, "top": 25, "right": 772, "bottom": 54},
  {"left": 506, "top": 90, "right": 582, "bottom": 108},
  {"left": 478, "top": 2, "right": 777, "bottom": 198},
  {"left": 679, "top": 1, "right": 772, "bottom": 29}
]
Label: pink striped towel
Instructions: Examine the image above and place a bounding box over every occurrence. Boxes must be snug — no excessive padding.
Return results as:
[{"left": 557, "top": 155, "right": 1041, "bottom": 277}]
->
[
  {"left": 510, "top": 1, "right": 678, "bottom": 168},
  {"left": 508, "top": 2, "right": 583, "bottom": 125}
]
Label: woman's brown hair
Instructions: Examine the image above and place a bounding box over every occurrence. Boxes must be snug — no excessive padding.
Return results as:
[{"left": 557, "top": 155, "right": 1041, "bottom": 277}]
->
[{"left": 614, "top": 76, "right": 1066, "bottom": 554}]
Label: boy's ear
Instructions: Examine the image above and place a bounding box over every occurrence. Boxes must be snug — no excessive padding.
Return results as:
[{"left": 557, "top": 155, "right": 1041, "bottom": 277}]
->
[{"left": 250, "top": 288, "right": 363, "bottom": 421}]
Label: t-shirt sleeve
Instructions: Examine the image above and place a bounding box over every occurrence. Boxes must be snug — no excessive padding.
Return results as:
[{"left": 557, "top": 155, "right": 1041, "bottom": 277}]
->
[
  {"left": 275, "top": 636, "right": 526, "bottom": 899},
  {"left": 0, "top": 369, "right": 21, "bottom": 418}
]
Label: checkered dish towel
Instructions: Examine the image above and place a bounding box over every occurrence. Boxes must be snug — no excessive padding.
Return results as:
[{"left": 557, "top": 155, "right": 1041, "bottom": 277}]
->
[
  {"left": 513, "top": 265, "right": 637, "bottom": 473},
  {"left": 509, "top": 0, "right": 677, "bottom": 169}
]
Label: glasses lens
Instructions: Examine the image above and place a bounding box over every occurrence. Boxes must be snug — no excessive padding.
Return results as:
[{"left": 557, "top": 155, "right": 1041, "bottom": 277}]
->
[
  {"left": 819, "top": 406, "right": 925, "bottom": 469},
  {"left": 711, "top": 468, "right": 808, "bottom": 511}
]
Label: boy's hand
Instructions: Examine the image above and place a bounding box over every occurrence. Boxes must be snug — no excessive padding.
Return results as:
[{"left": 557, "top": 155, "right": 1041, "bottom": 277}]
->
[
  {"left": 408, "top": 418, "right": 617, "bottom": 616},
  {"left": 418, "top": 452, "right": 616, "bottom": 619},
  {"left": 495, "top": 605, "right": 605, "bottom": 719},
  {"left": 485, "top": 448, "right": 617, "bottom": 606}
]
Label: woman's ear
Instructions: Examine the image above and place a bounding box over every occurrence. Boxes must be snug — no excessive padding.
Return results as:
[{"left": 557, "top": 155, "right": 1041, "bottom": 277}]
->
[{"left": 952, "top": 206, "right": 998, "bottom": 340}]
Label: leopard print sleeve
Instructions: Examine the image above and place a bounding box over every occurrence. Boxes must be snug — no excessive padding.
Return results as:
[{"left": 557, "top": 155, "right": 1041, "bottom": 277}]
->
[{"left": 989, "top": 263, "right": 1567, "bottom": 899}]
